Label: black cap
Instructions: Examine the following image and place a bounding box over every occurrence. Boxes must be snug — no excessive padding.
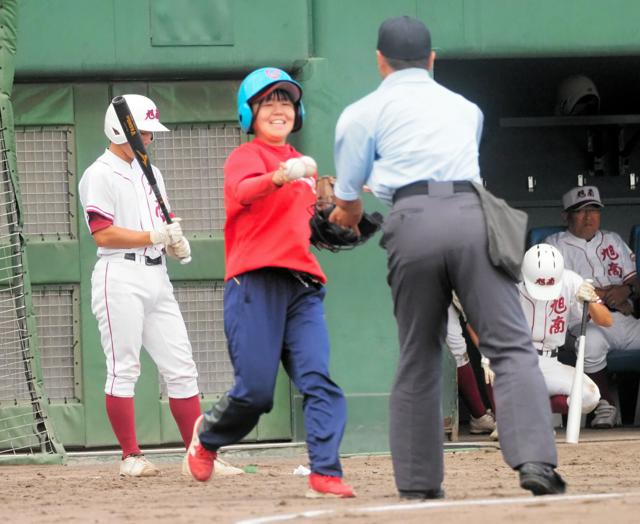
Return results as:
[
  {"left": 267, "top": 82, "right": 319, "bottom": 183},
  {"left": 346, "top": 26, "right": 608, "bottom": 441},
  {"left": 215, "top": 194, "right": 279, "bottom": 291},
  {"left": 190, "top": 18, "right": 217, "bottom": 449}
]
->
[{"left": 377, "top": 16, "right": 431, "bottom": 60}]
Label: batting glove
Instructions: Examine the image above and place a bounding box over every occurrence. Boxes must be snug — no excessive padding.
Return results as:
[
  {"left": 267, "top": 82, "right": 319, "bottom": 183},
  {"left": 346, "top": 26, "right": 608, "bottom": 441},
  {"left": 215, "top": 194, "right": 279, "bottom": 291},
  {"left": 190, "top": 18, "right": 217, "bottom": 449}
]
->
[
  {"left": 167, "top": 237, "right": 191, "bottom": 260},
  {"left": 149, "top": 218, "right": 184, "bottom": 246},
  {"left": 481, "top": 356, "right": 495, "bottom": 386},
  {"left": 576, "top": 280, "right": 600, "bottom": 303}
]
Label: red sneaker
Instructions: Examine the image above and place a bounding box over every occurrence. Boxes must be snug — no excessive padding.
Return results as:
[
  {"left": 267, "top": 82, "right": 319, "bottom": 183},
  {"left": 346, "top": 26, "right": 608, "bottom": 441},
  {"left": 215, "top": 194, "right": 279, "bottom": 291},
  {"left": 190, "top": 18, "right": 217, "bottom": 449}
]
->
[
  {"left": 306, "top": 472, "right": 356, "bottom": 498},
  {"left": 183, "top": 415, "right": 217, "bottom": 482}
]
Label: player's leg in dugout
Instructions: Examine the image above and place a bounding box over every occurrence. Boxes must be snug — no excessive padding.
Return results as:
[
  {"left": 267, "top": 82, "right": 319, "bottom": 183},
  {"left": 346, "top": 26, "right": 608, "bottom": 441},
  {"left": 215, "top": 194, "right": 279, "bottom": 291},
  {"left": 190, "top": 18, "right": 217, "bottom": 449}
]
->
[
  {"left": 538, "top": 356, "right": 600, "bottom": 413},
  {"left": 282, "top": 282, "right": 346, "bottom": 477}
]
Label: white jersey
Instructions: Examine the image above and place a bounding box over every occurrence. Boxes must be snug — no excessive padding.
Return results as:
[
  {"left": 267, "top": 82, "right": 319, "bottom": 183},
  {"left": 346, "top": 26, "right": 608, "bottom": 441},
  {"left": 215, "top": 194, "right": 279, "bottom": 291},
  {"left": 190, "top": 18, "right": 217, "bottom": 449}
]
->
[
  {"left": 518, "top": 269, "right": 584, "bottom": 352},
  {"left": 78, "top": 149, "right": 171, "bottom": 259},
  {"left": 546, "top": 230, "right": 636, "bottom": 287},
  {"left": 446, "top": 304, "right": 469, "bottom": 367}
]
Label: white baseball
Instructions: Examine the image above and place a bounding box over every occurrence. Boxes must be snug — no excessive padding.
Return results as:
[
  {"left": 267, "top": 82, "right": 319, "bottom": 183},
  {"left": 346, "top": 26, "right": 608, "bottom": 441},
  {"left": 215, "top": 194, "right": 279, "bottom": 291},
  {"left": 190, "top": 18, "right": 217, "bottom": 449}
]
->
[
  {"left": 300, "top": 156, "right": 317, "bottom": 177},
  {"left": 284, "top": 158, "right": 307, "bottom": 180}
]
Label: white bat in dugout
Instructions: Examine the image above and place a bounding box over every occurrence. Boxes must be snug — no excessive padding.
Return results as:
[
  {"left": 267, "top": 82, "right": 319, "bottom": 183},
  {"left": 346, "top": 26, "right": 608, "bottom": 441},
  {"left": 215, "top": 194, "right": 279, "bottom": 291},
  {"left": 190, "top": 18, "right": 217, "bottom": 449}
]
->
[{"left": 565, "top": 296, "right": 591, "bottom": 444}]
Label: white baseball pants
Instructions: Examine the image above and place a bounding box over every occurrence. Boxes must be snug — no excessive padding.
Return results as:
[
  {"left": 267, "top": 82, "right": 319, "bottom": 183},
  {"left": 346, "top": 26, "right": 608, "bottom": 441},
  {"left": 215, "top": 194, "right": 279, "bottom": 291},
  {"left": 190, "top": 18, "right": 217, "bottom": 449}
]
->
[
  {"left": 538, "top": 355, "right": 600, "bottom": 412},
  {"left": 91, "top": 256, "right": 198, "bottom": 398}
]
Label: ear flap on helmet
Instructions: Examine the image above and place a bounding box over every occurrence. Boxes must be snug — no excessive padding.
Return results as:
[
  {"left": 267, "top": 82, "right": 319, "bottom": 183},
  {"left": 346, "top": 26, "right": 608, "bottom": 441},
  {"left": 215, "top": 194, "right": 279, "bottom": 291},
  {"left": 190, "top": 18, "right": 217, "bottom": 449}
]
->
[{"left": 292, "top": 101, "right": 305, "bottom": 133}]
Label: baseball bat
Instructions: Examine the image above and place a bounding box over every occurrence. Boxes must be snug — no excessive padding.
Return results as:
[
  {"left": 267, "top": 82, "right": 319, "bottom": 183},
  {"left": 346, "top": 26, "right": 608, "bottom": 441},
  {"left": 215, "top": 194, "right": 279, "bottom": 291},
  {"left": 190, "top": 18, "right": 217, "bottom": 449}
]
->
[
  {"left": 111, "top": 96, "right": 191, "bottom": 264},
  {"left": 565, "top": 299, "right": 590, "bottom": 443}
]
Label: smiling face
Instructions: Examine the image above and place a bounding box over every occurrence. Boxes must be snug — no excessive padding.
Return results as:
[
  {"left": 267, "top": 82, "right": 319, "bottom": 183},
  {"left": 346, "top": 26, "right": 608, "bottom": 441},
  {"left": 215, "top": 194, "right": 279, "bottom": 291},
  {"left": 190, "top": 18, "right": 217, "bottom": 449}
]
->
[{"left": 251, "top": 90, "right": 296, "bottom": 146}]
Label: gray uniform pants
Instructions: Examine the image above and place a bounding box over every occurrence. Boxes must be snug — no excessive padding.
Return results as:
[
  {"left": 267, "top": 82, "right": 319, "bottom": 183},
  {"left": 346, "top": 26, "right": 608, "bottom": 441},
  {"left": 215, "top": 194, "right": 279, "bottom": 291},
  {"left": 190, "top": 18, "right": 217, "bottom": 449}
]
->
[{"left": 382, "top": 183, "right": 557, "bottom": 493}]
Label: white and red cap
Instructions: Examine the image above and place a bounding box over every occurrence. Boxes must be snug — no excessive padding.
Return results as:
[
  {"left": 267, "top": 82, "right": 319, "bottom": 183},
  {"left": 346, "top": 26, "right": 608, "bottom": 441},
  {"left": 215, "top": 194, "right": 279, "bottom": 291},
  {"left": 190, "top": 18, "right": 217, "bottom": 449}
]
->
[{"left": 562, "top": 185, "right": 604, "bottom": 212}]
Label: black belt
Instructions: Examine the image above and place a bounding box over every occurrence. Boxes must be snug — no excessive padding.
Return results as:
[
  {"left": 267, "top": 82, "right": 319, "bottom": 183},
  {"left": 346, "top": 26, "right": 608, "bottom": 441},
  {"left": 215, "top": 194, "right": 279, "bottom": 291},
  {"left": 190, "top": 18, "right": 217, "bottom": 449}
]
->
[
  {"left": 392, "top": 181, "right": 475, "bottom": 204},
  {"left": 289, "top": 270, "right": 323, "bottom": 289},
  {"left": 124, "top": 253, "right": 163, "bottom": 266},
  {"left": 537, "top": 348, "right": 558, "bottom": 358}
]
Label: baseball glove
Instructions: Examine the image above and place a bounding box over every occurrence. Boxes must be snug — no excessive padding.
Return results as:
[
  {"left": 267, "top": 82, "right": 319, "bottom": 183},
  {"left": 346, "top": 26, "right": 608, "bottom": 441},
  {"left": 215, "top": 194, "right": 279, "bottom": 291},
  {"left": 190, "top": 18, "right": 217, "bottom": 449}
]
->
[{"left": 309, "top": 177, "right": 384, "bottom": 252}]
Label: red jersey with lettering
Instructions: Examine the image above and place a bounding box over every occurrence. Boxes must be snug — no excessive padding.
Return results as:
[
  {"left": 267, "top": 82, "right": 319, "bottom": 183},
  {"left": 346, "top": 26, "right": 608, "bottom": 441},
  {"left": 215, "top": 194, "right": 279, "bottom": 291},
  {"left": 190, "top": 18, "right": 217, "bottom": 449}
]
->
[{"left": 223, "top": 138, "right": 325, "bottom": 283}]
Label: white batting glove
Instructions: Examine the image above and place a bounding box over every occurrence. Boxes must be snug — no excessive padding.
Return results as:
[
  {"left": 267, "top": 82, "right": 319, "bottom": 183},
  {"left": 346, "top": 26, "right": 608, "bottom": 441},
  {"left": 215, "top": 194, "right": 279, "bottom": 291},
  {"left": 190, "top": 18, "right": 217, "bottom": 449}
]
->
[
  {"left": 576, "top": 280, "right": 599, "bottom": 303},
  {"left": 481, "top": 356, "right": 495, "bottom": 386},
  {"left": 149, "top": 218, "right": 184, "bottom": 246},
  {"left": 167, "top": 237, "right": 191, "bottom": 260}
]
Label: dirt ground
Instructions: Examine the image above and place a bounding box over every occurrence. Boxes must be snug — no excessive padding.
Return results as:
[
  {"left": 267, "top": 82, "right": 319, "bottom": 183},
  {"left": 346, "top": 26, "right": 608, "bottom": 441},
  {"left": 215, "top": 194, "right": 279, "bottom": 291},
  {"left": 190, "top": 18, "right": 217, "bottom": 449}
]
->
[{"left": 2, "top": 428, "right": 640, "bottom": 524}]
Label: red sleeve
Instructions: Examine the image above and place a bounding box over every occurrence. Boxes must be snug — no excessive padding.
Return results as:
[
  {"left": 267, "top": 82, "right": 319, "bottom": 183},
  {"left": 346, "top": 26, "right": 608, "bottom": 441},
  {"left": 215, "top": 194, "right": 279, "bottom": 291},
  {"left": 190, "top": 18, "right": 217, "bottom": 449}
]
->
[
  {"left": 236, "top": 173, "right": 280, "bottom": 205},
  {"left": 225, "top": 147, "right": 280, "bottom": 205},
  {"left": 88, "top": 211, "right": 113, "bottom": 234}
]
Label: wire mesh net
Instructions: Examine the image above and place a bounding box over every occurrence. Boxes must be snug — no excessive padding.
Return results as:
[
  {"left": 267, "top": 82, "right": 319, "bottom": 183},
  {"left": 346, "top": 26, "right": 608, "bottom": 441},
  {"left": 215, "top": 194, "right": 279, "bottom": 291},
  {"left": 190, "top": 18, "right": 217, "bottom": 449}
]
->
[
  {"left": 31, "top": 286, "right": 77, "bottom": 403},
  {"left": 15, "top": 127, "right": 74, "bottom": 239},
  {"left": 0, "top": 123, "right": 59, "bottom": 456},
  {"left": 161, "top": 283, "right": 234, "bottom": 398},
  {"left": 152, "top": 124, "right": 241, "bottom": 234}
]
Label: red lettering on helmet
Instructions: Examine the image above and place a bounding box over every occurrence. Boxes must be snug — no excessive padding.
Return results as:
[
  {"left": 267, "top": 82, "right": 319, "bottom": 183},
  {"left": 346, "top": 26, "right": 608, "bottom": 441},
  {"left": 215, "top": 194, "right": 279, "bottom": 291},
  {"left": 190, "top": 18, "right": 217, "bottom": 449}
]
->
[
  {"left": 265, "top": 68, "right": 281, "bottom": 79},
  {"left": 145, "top": 109, "right": 160, "bottom": 120}
]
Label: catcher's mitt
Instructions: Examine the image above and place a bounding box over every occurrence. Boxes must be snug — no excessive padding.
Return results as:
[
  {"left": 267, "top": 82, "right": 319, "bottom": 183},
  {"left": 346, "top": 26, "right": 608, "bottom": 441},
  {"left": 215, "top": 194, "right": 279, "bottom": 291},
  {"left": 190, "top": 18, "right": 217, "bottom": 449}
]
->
[{"left": 309, "top": 177, "right": 383, "bottom": 252}]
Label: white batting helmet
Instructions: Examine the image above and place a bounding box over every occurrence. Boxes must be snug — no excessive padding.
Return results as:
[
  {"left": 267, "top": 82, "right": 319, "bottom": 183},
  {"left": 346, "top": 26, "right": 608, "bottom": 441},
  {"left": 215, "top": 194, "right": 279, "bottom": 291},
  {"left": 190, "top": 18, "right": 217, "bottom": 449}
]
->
[
  {"left": 522, "top": 244, "right": 564, "bottom": 300},
  {"left": 554, "top": 75, "right": 600, "bottom": 116},
  {"left": 104, "top": 94, "right": 169, "bottom": 144}
]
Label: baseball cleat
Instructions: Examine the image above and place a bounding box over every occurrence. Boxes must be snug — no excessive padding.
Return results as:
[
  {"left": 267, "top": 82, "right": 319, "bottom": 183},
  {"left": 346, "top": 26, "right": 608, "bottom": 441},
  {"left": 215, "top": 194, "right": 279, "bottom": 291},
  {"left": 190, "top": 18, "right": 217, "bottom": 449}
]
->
[
  {"left": 590, "top": 399, "right": 617, "bottom": 429},
  {"left": 119, "top": 454, "right": 160, "bottom": 477},
  {"left": 469, "top": 410, "right": 496, "bottom": 434},
  {"left": 182, "top": 456, "right": 244, "bottom": 477},
  {"left": 306, "top": 472, "right": 356, "bottom": 498},
  {"left": 213, "top": 457, "right": 244, "bottom": 476},
  {"left": 184, "top": 414, "right": 217, "bottom": 482},
  {"left": 518, "top": 462, "right": 566, "bottom": 496}
]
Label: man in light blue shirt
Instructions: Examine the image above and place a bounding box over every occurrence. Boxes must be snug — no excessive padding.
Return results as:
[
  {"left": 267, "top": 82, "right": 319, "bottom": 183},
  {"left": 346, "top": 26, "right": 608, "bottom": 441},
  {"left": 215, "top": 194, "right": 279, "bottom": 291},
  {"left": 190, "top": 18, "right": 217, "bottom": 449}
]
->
[{"left": 330, "top": 15, "right": 565, "bottom": 499}]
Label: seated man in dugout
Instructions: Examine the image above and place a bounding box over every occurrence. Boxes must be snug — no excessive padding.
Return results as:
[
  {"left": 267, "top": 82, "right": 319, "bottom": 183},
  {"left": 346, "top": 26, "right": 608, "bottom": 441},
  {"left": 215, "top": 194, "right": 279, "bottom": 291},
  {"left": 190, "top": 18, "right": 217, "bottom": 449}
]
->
[{"left": 545, "top": 185, "right": 640, "bottom": 428}]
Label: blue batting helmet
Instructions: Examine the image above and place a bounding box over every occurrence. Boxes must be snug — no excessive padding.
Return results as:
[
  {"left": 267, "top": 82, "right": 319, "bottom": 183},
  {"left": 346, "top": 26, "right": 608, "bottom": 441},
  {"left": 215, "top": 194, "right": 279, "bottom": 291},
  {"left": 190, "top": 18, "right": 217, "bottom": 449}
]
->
[{"left": 237, "top": 67, "right": 305, "bottom": 134}]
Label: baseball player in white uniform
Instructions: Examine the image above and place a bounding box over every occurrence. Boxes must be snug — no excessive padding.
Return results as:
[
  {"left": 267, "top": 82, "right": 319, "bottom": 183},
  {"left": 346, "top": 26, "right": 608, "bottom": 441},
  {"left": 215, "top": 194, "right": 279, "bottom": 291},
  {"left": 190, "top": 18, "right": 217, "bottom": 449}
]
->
[
  {"left": 546, "top": 185, "right": 640, "bottom": 428},
  {"left": 518, "top": 244, "right": 611, "bottom": 415},
  {"left": 78, "top": 94, "right": 199, "bottom": 477}
]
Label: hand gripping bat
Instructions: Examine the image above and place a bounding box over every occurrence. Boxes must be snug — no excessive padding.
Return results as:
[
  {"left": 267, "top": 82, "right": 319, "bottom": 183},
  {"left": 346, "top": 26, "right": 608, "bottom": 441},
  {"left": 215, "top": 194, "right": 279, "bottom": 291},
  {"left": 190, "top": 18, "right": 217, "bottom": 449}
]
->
[
  {"left": 111, "top": 96, "right": 191, "bottom": 264},
  {"left": 565, "top": 297, "right": 590, "bottom": 443}
]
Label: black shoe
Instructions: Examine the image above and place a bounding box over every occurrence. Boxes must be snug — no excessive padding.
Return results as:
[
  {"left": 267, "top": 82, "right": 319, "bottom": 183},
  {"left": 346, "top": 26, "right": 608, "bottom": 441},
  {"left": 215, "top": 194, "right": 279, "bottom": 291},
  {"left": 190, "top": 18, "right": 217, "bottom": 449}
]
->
[
  {"left": 399, "top": 488, "right": 445, "bottom": 501},
  {"left": 518, "top": 462, "right": 566, "bottom": 496}
]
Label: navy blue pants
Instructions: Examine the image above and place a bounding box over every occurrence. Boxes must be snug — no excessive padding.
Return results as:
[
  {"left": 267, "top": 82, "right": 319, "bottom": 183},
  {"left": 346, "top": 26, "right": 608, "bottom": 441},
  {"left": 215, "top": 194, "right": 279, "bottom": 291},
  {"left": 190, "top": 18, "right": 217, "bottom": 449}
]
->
[{"left": 199, "top": 268, "right": 347, "bottom": 476}]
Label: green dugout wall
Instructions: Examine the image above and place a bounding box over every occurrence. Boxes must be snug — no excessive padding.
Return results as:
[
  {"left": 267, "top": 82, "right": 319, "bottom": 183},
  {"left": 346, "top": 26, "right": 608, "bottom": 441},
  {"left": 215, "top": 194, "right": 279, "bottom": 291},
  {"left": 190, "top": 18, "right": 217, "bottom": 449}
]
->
[{"left": 9, "top": 0, "right": 640, "bottom": 452}]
